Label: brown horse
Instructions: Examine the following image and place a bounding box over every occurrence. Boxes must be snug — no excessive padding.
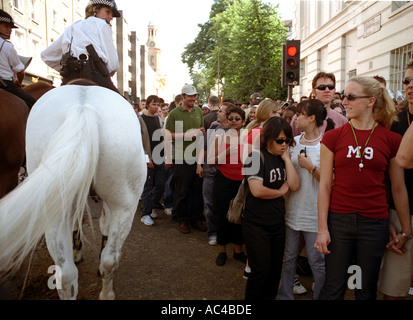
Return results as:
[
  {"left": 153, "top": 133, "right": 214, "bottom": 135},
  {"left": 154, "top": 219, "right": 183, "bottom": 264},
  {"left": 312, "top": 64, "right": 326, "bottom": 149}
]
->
[{"left": 0, "top": 81, "right": 54, "bottom": 198}]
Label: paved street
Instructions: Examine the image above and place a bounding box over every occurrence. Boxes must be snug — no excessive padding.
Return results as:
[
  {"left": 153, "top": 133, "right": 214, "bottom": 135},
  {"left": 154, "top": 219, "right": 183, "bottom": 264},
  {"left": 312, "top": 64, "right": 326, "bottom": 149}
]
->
[{"left": 1, "top": 197, "right": 411, "bottom": 301}]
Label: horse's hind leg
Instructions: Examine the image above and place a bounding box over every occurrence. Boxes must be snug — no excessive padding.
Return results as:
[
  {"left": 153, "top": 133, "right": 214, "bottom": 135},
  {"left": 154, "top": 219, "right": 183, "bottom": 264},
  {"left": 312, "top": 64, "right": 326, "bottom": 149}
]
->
[
  {"left": 72, "top": 220, "right": 83, "bottom": 263},
  {"left": 98, "top": 199, "right": 136, "bottom": 300},
  {"left": 45, "top": 224, "right": 78, "bottom": 300}
]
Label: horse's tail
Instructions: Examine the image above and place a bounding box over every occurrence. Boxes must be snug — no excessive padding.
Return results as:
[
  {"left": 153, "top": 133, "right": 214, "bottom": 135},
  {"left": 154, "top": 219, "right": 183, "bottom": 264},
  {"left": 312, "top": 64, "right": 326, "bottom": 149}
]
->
[{"left": 0, "top": 104, "right": 99, "bottom": 277}]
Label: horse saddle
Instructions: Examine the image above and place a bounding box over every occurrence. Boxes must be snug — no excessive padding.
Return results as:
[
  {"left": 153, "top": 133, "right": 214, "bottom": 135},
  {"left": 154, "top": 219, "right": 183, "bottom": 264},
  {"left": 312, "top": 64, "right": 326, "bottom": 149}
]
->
[{"left": 66, "top": 78, "right": 98, "bottom": 86}]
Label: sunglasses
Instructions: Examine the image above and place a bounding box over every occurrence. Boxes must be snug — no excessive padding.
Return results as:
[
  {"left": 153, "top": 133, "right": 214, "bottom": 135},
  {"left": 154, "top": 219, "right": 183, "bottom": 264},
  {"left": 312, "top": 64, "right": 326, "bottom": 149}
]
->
[
  {"left": 403, "top": 77, "right": 413, "bottom": 85},
  {"left": 342, "top": 94, "right": 372, "bottom": 101},
  {"left": 275, "top": 138, "right": 292, "bottom": 145},
  {"left": 315, "top": 84, "right": 335, "bottom": 91},
  {"left": 228, "top": 116, "right": 242, "bottom": 121}
]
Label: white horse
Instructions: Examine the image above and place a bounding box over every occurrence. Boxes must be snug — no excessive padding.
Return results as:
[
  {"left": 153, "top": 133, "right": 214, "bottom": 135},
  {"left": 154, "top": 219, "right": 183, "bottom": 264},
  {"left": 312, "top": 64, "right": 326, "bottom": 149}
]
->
[{"left": 0, "top": 85, "right": 146, "bottom": 300}]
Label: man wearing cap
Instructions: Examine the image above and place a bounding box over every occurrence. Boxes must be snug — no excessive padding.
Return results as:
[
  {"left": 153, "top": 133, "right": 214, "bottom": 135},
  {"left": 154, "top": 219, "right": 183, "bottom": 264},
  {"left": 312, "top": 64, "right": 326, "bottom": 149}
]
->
[
  {"left": 165, "top": 84, "right": 207, "bottom": 234},
  {"left": 0, "top": 10, "right": 36, "bottom": 110},
  {"left": 41, "top": 0, "right": 121, "bottom": 93},
  {"left": 245, "top": 92, "right": 262, "bottom": 120},
  {"left": 249, "top": 92, "right": 263, "bottom": 109}
]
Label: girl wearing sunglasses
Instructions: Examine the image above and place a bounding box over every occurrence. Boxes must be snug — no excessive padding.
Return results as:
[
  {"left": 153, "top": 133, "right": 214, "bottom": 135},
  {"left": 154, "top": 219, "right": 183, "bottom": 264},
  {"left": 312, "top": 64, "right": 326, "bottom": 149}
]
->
[
  {"left": 242, "top": 117, "right": 299, "bottom": 300},
  {"left": 277, "top": 99, "right": 335, "bottom": 300},
  {"left": 315, "top": 76, "right": 411, "bottom": 300},
  {"left": 208, "top": 104, "right": 247, "bottom": 267}
]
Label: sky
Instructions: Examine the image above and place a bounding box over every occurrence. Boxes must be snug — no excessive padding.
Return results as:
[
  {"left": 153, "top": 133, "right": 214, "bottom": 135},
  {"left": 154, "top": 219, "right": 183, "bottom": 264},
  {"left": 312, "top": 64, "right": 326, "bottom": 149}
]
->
[{"left": 115, "top": 0, "right": 294, "bottom": 101}]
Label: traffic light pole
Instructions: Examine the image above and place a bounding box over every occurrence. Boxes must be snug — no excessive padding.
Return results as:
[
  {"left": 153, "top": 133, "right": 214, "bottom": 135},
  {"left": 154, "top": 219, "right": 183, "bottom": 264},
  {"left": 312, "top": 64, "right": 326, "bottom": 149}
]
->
[{"left": 288, "top": 85, "right": 293, "bottom": 101}]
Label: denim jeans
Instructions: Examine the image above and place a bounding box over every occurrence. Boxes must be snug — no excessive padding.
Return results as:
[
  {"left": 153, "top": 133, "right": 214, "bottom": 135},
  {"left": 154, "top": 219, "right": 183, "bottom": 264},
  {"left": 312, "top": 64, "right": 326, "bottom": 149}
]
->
[
  {"left": 318, "top": 212, "right": 388, "bottom": 300},
  {"left": 141, "top": 163, "right": 166, "bottom": 216},
  {"left": 277, "top": 227, "right": 325, "bottom": 300},
  {"left": 163, "top": 166, "right": 174, "bottom": 209},
  {"left": 202, "top": 177, "right": 216, "bottom": 237}
]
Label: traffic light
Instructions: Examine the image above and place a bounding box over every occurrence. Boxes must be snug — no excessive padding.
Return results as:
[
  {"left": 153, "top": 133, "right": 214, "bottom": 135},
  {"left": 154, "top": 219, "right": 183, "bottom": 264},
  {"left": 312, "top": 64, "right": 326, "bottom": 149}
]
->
[{"left": 282, "top": 40, "right": 301, "bottom": 87}]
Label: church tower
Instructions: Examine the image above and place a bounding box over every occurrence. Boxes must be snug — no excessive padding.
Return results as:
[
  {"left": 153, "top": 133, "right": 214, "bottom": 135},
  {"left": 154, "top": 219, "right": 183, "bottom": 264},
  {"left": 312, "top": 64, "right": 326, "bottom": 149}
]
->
[{"left": 146, "top": 23, "right": 161, "bottom": 73}]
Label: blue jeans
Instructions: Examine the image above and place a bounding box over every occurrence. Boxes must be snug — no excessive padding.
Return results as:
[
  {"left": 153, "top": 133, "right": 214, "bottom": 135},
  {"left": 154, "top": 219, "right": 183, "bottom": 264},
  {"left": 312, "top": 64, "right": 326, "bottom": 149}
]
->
[
  {"left": 202, "top": 177, "right": 216, "bottom": 237},
  {"left": 141, "top": 163, "right": 166, "bottom": 217},
  {"left": 277, "top": 227, "right": 325, "bottom": 300},
  {"left": 163, "top": 166, "right": 174, "bottom": 209},
  {"left": 318, "top": 212, "right": 388, "bottom": 300}
]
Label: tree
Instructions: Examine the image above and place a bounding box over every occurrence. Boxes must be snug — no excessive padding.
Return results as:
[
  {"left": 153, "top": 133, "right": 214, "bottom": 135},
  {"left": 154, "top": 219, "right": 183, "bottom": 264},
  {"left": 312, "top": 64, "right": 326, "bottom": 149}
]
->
[{"left": 182, "top": 0, "right": 288, "bottom": 101}]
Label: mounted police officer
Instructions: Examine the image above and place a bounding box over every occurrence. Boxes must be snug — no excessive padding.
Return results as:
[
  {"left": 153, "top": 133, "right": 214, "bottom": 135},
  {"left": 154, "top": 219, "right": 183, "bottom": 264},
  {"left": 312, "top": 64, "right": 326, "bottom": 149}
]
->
[
  {"left": 0, "top": 10, "right": 36, "bottom": 110},
  {"left": 41, "top": 0, "right": 121, "bottom": 94}
]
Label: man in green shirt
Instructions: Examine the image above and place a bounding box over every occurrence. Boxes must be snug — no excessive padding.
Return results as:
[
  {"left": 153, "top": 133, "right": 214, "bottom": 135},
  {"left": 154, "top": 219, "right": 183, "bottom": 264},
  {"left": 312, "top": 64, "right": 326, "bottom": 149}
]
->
[{"left": 165, "top": 84, "right": 207, "bottom": 234}]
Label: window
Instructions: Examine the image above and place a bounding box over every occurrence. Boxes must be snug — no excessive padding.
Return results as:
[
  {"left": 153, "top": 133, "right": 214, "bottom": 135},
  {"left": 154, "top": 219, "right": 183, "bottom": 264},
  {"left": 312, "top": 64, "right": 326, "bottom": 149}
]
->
[
  {"left": 13, "top": 29, "right": 25, "bottom": 53},
  {"left": 348, "top": 69, "right": 357, "bottom": 79},
  {"left": 391, "top": 1, "right": 411, "bottom": 12},
  {"left": 30, "top": 0, "right": 40, "bottom": 21},
  {"left": 390, "top": 43, "right": 413, "bottom": 97},
  {"left": 12, "top": 0, "right": 23, "bottom": 11},
  {"left": 52, "top": 10, "right": 58, "bottom": 30}
]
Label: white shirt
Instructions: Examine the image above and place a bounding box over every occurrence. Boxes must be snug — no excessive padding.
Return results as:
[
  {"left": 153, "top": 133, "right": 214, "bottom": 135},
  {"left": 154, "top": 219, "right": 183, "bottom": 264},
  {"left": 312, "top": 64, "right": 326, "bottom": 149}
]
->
[
  {"left": 0, "top": 38, "right": 24, "bottom": 80},
  {"left": 284, "top": 135, "right": 321, "bottom": 233},
  {"left": 41, "top": 17, "right": 119, "bottom": 75}
]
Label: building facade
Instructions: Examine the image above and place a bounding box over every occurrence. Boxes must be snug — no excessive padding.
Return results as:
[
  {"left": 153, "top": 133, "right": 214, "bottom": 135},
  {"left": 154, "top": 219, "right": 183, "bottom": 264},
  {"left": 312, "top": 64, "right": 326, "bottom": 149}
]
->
[
  {"left": 291, "top": 0, "right": 413, "bottom": 102},
  {"left": 1, "top": 0, "right": 88, "bottom": 85}
]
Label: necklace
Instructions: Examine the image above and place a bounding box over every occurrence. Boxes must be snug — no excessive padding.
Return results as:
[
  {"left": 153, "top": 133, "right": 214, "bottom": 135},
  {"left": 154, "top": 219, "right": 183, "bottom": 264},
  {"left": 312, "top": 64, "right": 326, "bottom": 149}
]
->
[
  {"left": 349, "top": 120, "right": 377, "bottom": 171},
  {"left": 302, "top": 133, "right": 322, "bottom": 143},
  {"left": 407, "top": 110, "right": 411, "bottom": 127}
]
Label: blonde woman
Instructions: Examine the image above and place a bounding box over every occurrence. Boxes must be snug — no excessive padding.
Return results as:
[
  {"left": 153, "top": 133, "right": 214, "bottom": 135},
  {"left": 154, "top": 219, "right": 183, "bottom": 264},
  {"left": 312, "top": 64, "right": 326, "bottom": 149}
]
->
[
  {"left": 315, "top": 76, "right": 411, "bottom": 300},
  {"left": 242, "top": 99, "right": 282, "bottom": 159}
]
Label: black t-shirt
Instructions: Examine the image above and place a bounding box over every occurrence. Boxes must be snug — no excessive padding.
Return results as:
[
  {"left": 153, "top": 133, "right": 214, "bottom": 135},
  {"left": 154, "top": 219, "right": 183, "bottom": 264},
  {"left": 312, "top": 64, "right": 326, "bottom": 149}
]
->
[
  {"left": 204, "top": 110, "right": 218, "bottom": 130},
  {"left": 141, "top": 114, "right": 163, "bottom": 155},
  {"left": 390, "top": 109, "right": 413, "bottom": 215},
  {"left": 243, "top": 149, "right": 286, "bottom": 226}
]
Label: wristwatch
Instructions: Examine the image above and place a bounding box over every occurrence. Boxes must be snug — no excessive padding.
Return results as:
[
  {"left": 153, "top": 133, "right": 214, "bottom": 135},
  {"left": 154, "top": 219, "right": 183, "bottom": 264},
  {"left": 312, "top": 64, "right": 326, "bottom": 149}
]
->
[{"left": 400, "top": 231, "right": 413, "bottom": 239}]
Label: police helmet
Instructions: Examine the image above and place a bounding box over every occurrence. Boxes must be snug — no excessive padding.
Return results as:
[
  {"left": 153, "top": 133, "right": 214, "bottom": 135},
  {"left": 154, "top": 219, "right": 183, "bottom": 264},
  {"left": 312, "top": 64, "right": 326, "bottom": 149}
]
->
[
  {"left": 0, "top": 10, "right": 18, "bottom": 28},
  {"left": 87, "top": 0, "right": 121, "bottom": 18}
]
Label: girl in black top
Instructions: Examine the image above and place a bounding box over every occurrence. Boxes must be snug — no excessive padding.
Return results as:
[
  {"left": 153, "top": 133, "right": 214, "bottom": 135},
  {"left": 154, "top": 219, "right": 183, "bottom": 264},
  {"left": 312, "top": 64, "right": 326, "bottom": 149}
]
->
[{"left": 243, "top": 116, "right": 300, "bottom": 300}]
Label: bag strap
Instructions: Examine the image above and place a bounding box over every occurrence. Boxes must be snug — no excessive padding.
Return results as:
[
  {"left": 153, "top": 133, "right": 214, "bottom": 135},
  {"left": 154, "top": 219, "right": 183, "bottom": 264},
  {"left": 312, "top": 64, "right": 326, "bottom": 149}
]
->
[{"left": 242, "top": 150, "right": 265, "bottom": 210}]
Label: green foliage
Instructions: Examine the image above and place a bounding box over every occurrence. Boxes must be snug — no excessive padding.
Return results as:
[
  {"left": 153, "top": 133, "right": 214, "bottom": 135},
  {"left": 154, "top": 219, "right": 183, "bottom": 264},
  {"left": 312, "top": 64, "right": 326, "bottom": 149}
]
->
[{"left": 182, "top": 0, "right": 288, "bottom": 101}]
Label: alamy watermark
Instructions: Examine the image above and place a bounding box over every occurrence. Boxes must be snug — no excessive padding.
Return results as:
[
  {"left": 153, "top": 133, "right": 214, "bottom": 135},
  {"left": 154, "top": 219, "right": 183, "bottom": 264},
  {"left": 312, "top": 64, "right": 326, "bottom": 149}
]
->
[
  {"left": 347, "top": 265, "right": 362, "bottom": 290},
  {"left": 152, "top": 125, "right": 262, "bottom": 175},
  {"left": 47, "top": 265, "right": 62, "bottom": 290}
]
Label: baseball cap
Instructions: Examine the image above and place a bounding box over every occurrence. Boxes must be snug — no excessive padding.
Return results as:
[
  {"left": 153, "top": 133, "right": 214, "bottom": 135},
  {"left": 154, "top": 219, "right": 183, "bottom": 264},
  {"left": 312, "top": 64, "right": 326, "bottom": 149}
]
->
[{"left": 181, "top": 84, "right": 198, "bottom": 96}]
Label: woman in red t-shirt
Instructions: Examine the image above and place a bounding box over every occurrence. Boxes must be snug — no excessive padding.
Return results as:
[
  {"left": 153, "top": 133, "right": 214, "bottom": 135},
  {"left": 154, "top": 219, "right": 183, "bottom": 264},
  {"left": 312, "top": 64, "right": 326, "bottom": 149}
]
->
[
  {"left": 315, "top": 76, "right": 412, "bottom": 300},
  {"left": 208, "top": 104, "right": 246, "bottom": 267}
]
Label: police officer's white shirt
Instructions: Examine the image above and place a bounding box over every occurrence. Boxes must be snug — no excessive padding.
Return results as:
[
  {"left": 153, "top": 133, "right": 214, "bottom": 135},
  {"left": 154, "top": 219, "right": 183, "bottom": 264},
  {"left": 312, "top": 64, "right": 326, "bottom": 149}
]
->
[
  {"left": 0, "top": 38, "right": 24, "bottom": 80},
  {"left": 41, "top": 17, "right": 119, "bottom": 75}
]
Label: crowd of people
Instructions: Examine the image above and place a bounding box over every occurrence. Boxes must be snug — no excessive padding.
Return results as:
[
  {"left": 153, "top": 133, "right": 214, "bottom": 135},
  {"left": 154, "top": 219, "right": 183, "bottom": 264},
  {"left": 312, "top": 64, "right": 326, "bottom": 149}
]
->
[
  {"left": 1, "top": 0, "right": 412, "bottom": 301},
  {"left": 131, "top": 61, "right": 413, "bottom": 301}
]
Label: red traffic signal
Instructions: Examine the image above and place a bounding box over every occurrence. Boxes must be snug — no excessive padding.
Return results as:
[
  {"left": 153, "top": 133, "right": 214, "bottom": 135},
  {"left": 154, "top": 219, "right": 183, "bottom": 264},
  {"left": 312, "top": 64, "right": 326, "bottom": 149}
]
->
[
  {"left": 287, "top": 46, "right": 297, "bottom": 57},
  {"left": 282, "top": 40, "right": 301, "bottom": 87}
]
